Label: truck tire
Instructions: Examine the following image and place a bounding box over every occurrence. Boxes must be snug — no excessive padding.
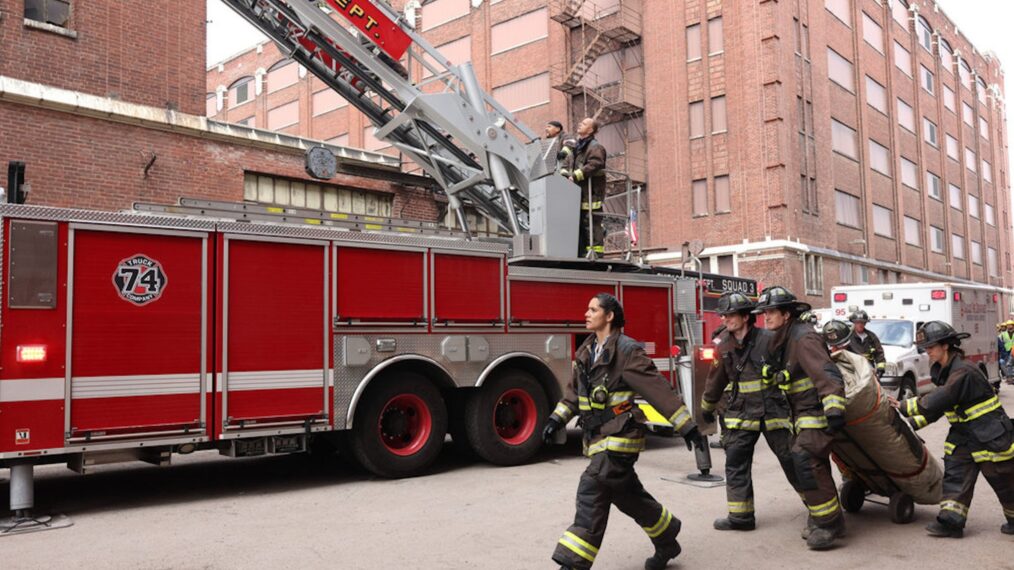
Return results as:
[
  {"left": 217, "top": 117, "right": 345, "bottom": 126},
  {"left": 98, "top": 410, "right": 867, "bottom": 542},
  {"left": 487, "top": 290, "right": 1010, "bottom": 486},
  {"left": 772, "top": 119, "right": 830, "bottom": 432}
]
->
[
  {"left": 889, "top": 492, "right": 915, "bottom": 524},
  {"left": 350, "top": 373, "right": 448, "bottom": 478},
  {"left": 463, "top": 370, "right": 548, "bottom": 466}
]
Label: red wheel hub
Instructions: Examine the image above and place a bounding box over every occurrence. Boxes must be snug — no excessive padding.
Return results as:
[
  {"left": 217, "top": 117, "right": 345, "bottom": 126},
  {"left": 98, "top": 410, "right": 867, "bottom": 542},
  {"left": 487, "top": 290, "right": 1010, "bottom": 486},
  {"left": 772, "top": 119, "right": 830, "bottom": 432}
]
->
[
  {"left": 493, "top": 388, "right": 537, "bottom": 445},
  {"left": 378, "top": 394, "right": 432, "bottom": 456}
]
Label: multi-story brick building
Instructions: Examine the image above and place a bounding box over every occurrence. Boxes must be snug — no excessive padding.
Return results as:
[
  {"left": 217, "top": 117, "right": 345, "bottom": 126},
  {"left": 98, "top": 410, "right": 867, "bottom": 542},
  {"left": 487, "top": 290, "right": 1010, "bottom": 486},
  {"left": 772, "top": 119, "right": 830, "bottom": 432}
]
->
[
  {"left": 205, "top": 0, "right": 1013, "bottom": 306},
  {"left": 0, "top": 0, "right": 420, "bottom": 219}
]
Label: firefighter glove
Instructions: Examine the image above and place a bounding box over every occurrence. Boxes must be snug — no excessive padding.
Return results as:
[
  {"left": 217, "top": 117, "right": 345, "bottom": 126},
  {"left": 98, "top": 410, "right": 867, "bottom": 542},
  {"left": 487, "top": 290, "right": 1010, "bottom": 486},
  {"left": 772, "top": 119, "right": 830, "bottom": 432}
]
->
[
  {"left": 542, "top": 417, "right": 563, "bottom": 445},
  {"left": 702, "top": 409, "right": 716, "bottom": 425},
  {"left": 826, "top": 414, "right": 846, "bottom": 434},
  {"left": 683, "top": 426, "right": 705, "bottom": 452},
  {"left": 559, "top": 168, "right": 572, "bottom": 179}
]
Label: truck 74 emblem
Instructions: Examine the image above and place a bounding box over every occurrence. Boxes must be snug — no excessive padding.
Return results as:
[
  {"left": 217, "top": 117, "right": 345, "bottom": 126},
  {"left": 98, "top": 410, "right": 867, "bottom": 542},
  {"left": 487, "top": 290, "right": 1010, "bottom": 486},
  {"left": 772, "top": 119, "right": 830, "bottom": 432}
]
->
[{"left": 113, "top": 254, "right": 168, "bottom": 306}]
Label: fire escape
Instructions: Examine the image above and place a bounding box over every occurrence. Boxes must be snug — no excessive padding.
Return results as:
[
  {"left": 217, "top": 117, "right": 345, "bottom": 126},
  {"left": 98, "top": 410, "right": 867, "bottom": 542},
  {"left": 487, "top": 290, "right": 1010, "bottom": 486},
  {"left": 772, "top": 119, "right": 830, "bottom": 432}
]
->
[{"left": 550, "top": 0, "right": 646, "bottom": 255}]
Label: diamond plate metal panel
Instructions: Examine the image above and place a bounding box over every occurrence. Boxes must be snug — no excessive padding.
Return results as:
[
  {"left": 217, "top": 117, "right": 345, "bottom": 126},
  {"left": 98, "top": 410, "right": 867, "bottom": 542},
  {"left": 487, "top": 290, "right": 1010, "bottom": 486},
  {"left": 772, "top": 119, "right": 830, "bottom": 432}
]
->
[
  {"left": 675, "top": 280, "right": 698, "bottom": 314},
  {"left": 0, "top": 204, "right": 216, "bottom": 230},
  {"left": 332, "top": 333, "right": 572, "bottom": 429}
]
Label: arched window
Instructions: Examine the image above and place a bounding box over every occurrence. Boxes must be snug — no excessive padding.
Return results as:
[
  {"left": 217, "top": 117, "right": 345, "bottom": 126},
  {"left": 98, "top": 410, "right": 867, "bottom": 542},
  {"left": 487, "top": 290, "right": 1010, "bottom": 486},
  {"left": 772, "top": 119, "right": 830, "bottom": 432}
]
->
[
  {"left": 917, "top": 16, "right": 932, "bottom": 52},
  {"left": 976, "top": 77, "right": 988, "bottom": 105},
  {"left": 228, "top": 76, "right": 254, "bottom": 108},
  {"left": 939, "top": 39, "right": 953, "bottom": 72},
  {"left": 266, "top": 59, "right": 299, "bottom": 93},
  {"left": 959, "top": 59, "right": 972, "bottom": 90}
]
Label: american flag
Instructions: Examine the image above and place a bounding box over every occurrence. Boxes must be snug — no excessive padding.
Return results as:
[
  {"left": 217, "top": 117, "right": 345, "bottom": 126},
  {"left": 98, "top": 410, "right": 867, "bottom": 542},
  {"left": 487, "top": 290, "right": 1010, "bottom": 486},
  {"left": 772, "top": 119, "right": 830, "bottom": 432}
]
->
[{"left": 625, "top": 208, "right": 639, "bottom": 246}]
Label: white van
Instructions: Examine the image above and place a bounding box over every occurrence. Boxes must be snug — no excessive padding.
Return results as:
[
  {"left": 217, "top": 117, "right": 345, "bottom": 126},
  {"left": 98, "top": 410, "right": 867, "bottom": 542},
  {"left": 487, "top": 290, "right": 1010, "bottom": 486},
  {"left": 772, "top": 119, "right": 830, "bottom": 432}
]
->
[{"left": 830, "top": 282, "right": 1004, "bottom": 395}]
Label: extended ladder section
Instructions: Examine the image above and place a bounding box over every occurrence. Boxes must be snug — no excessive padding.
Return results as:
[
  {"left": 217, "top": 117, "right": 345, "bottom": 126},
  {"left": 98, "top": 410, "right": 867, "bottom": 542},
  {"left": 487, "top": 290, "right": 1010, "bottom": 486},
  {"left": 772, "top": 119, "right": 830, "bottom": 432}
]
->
[{"left": 222, "top": 0, "right": 560, "bottom": 239}]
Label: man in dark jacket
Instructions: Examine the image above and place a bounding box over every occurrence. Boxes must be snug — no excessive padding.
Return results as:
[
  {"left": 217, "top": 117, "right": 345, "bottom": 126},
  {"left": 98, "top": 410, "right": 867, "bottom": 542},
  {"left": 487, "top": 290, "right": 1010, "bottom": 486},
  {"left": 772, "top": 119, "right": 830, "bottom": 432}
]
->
[
  {"left": 559, "top": 117, "right": 607, "bottom": 258},
  {"left": 701, "top": 292, "right": 797, "bottom": 531},
  {"left": 896, "top": 320, "right": 1014, "bottom": 537},
  {"left": 753, "top": 286, "right": 848, "bottom": 550},
  {"left": 543, "top": 293, "right": 705, "bottom": 570},
  {"left": 847, "top": 310, "right": 886, "bottom": 378}
]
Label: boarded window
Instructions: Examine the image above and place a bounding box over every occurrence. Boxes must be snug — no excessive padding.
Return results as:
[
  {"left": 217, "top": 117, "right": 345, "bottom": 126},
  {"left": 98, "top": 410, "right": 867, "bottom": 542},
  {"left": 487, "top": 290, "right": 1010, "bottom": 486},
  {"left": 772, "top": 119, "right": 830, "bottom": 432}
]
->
[
  {"left": 986, "top": 203, "right": 996, "bottom": 225},
  {"left": 962, "top": 102, "right": 974, "bottom": 126},
  {"left": 866, "top": 76, "right": 886, "bottom": 113},
  {"left": 968, "top": 194, "right": 980, "bottom": 218},
  {"left": 904, "top": 216, "right": 921, "bottom": 246},
  {"left": 267, "top": 100, "right": 299, "bottom": 130},
  {"left": 312, "top": 89, "right": 347, "bottom": 116},
  {"left": 328, "top": 133, "right": 349, "bottom": 147},
  {"left": 977, "top": 78, "right": 988, "bottom": 105},
  {"left": 959, "top": 60, "right": 972, "bottom": 90},
  {"left": 267, "top": 61, "right": 299, "bottom": 93},
  {"left": 965, "top": 147, "right": 976, "bottom": 172},
  {"left": 206, "top": 93, "right": 218, "bottom": 117},
  {"left": 491, "top": 73, "right": 549, "bottom": 112},
  {"left": 946, "top": 134, "right": 959, "bottom": 160},
  {"left": 988, "top": 247, "right": 999, "bottom": 276},
  {"left": 826, "top": 0, "right": 852, "bottom": 27},
  {"left": 689, "top": 101, "right": 705, "bottom": 138},
  {"left": 900, "top": 157, "right": 918, "bottom": 188},
  {"left": 873, "top": 204, "right": 894, "bottom": 237},
  {"left": 897, "top": 98, "right": 915, "bottom": 131},
  {"left": 708, "top": 17, "right": 724, "bottom": 54},
  {"left": 711, "top": 96, "right": 727, "bottom": 133},
  {"left": 423, "top": 36, "right": 471, "bottom": 78},
  {"left": 980, "top": 117, "right": 990, "bottom": 140},
  {"left": 715, "top": 175, "right": 731, "bottom": 212},
  {"left": 869, "top": 139, "right": 891, "bottom": 176},
  {"left": 692, "top": 179, "right": 708, "bottom": 216},
  {"left": 891, "top": 0, "right": 909, "bottom": 29},
  {"left": 828, "top": 48, "right": 854, "bottom": 92},
  {"left": 835, "top": 190, "right": 862, "bottom": 228},
  {"left": 983, "top": 161, "right": 992, "bottom": 183},
  {"left": 363, "top": 126, "right": 390, "bottom": 152},
  {"left": 951, "top": 234, "right": 965, "bottom": 259},
  {"left": 894, "top": 41, "right": 911, "bottom": 76},
  {"left": 831, "top": 119, "right": 857, "bottom": 158},
  {"left": 926, "top": 171, "right": 941, "bottom": 200},
  {"left": 242, "top": 173, "right": 392, "bottom": 216},
  {"left": 923, "top": 117, "right": 938, "bottom": 146},
  {"left": 491, "top": 9, "right": 547, "bottom": 55},
  {"left": 943, "top": 85, "right": 956, "bottom": 112},
  {"left": 422, "top": 0, "right": 469, "bottom": 30},
  {"left": 930, "top": 226, "right": 945, "bottom": 253},
  {"left": 862, "top": 13, "right": 883, "bottom": 52},
  {"left": 949, "top": 183, "right": 962, "bottom": 210},
  {"left": 686, "top": 24, "right": 702, "bottom": 61}
]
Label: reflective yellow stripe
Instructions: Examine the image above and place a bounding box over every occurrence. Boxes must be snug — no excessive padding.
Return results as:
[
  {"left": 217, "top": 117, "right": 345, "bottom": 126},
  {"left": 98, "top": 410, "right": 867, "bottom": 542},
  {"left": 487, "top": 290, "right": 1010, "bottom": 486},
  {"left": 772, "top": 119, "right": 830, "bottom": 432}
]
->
[
  {"left": 669, "top": 406, "right": 692, "bottom": 431},
  {"left": 724, "top": 417, "right": 761, "bottom": 431},
  {"left": 585, "top": 245, "right": 605, "bottom": 253},
  {"left": 912, "top": 415, "right": 928, "bottom": 429},
  {"left": 643, "top": 507, "right": 673, "bottom": 538},
  {"left": 586, "top": 436, "right": 646, "bottom": 456},
  {"left": 940, "top": 499, "right": 968, "bottom": 518},
  {"left": 1003, "top": 507, "right": 1014, "bottom": 518},
  {"left": 943, "top": 441, "right": 956, "bottom": 456},
  {"left": 578, "top": 396, "right": 592, "bottom": 412},
  {"left": 700, "top": 399, "right": 717, "bottom": 412},
  {"left": 970, "top": 442, "right": 1014, "bottom": 463},
  {"left": 808, "top": 496, "right": 840, "bottom": 517},
  {"left": 764, "top": 418, "right": 793, "bottom": 431},
  {"left": 559, "top": 532, "right": 598, "bottom": 563},
  {"left": 822, "top": 394, "right": 847, "bottom": 413},
  {"left": 904, "top": 398, "right": 920, "bottom": 418},
  {"left": 783, "top": 377, "right": 814, "bottom": 394},
  {"left": 944, "top": 411, "right": 959, "bottom": 423},
  {"left": 639, "top": 403, "right": 669, "bottom": 424},
  {"left": 728, "top": 500, "right": 754, "bottom": 514},
  {"left": 580, "top": 201, "right": 604, "bottom": 210},
  {"left": 795, "top": 416, "right": 828, "bottom": 430},
  {"left": 737, "top": 380, "right": 765, "bottom": 393},
  {"left": 963, "top": 396, "right": 1002, "bottom": 421},
  {"left": 573, "top": 169, "right": 586, "bottom": 182},
  {"left": 876, "top": 362, "right": 886, "bottom": 370},
  {"left": 552, "top": 402, "right": 574, "bottom": 422},
  {"left": 609, "top": 392, "right": 635, "bottom": 406}
]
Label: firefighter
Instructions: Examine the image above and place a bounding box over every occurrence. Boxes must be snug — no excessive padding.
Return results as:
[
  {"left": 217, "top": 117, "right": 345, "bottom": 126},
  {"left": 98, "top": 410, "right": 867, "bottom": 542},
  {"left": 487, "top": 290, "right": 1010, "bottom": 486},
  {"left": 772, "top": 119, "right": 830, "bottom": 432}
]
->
[
  {"left": 542, "top": 293, "right": 706, "bottom": 570},
  {"left": 847, "top": 310, "right": 886, "bottom": 378},
  {"left": 701, "top": 292, "right": 798, "bottom": 531},
  {"left": 1001, "top": 321, "right": 1014, "bottom": 384},
  {"left": 753, "top": 286, "right": 848, "bottom": 550},
  {"left": 894, "top": 321, "right": 1014, "bottom": 538},
  {"left": 545, "top": 120, "right": 564, "bottom": 139},
  {"left": 558, "top": 117, "right": 607, "bottom": 258}
]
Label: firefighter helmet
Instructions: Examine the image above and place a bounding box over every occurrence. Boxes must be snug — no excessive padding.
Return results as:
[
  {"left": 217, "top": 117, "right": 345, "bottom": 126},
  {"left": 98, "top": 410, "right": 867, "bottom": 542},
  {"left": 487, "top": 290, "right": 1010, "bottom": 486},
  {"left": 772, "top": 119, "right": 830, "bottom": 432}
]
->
[
  {"left": 848, "top": 310, "right": 870, "bottom": 323},
  {"left": 915, "top": 321, "right": 970, "bottom": 349},
  {"left": 821, "top": 319, "right": 853, "bottom": 348},
  {"left": 751, "top": 286, "right": 811, "bottom": 314},
  {"left": 716, "top": 292, "right": 756, "bottom": 315}
]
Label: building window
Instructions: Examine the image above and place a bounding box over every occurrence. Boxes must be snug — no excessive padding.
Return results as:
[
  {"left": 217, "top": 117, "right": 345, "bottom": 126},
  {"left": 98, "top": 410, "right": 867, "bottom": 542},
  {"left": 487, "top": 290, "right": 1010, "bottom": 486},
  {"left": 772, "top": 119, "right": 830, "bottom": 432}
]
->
[
  {"left": 891, "top": 0, "right": 909, "bottom": 29},
  {"left": 873, "top": 204, "right": 894, "bottom": 238},
  {"left": 988, "top": 247, "right": 999, "bottom": 277},
  {"left": 949, "top": 183, "right": 962, "bottom": 210},
  {"left": 866, "top": 76, "right": 887, "bottom": 113},
  {"left": 267, "top": 100, "right": 299, "bottom": 130},
  {"left": 897, "top": 98, "right": 915, "bottom": 131},
  {"left": 983, "top": 161, "right": 993, "bottom": 183},
  {"left": 904, "top": 216, "right": 921, "bottom": 246},
  {"left": 943, "top": 85, "right": 956, "bottom": 112},
  {"left": 689, "top": 101, "right": 705, "bottom": 138},
  {"left": 900, "top": 157, "right": 918, "bottom": 189},
  {"left": 243, "top": 173, "right": 393, "bottom": 216},
  {"left": 831, "top": 119, "right": 858, "bottom": 159},
  {"left": 893, "top": 41, "right": 911, "bottom": 76},
  {"left": 692, "top": 179, "right": 708, "bottom": 216},
  {"left": 951, "top": 235, "right": 965, "bottom": 259},
  {"left": 980, "top": 117, "right": 990, "bottom": 140},
  {"left": 234, "top": 116, "right": 255, "bottom": 128},
  {"left": 828, "top": 48, "right": 855, "bottom": 92},
  {"left": 840, "top": 261, "right": 854, "bottom": 284},
  {"left": 869, "top": 139, "right": 891, "bottom": 176},
  {"left": 491, "top": 9, "right": 547, "bottom": 55},
  {"left": 968, "top": 194, "right": 981, "bottom": 219},
  {"left": 491, "top": 73, "right": 549, "bottom": 113},
  {"left": 986, "top": 203, "right": 996, "bottom": 226},
  {"left": 804, "top": 254, "right": 824, "bottom": 295},
  {"left": 711, "top": 96, "right": 728, "bottom": 133},
  {"left": 965, "top": 147, "right": 976, "bottom": 172},
  {"left": 422, "top": 0, "right": 469, "bottom": 31},
  {"left": 976, "top": 78, "right": 988, "bottom": 106},
  {"left": 228, "top": 77, "right": 254, "bottom": 108},
  {"left": 715, "top": 175, "right": 731, "bottom": 212},
  {"left": 926, "top": 171, "right": 941, "bottom": 200},
  {"left": 939, "top": 39, "right": 953, "bottom": 72},
  {"left": 930, "top": 226, "right": 945, "bottom": 253},
  {"left": 708, "top": 17, "right": 724, "bottom": 55},
  {"left": 267, "top": 60, "right": 299, "bottom": 93},
  {"left": 686, "top": 24, "right": 702, "bottom": 61},
  {"left": 826, "top": 0, "right": 852, "bottom": 26},
  {"left": 312, "top": 88, "right": 348, "bottom": 116},
  {"left": 923, "top": 117, "right": 938, "bottom": 147},
  {"left": 917, "top": 16, "right": 933, "bottom": 51},
  {"left": 962, "top": 102, "right": 974, "bottom": 126},
  {"left": 792, "top": 18, "right": 811, "bottom": 59},
  {"left": 328, "top": 133, "right": 349, "bottom": 147},
  {"left": 835, "top": 190, "right": 862, "bottom": 228},
  {"left": 959, "top": 60, "right": 972, "bottom": 90},
  {"left": 945, "top": 134, "right": 959, "bottom": 161},
  {"left": 423, "top": 36, "right": 471, "bottom": 78},
  {"left": 206, "top": 93, "right": 218, "bottom": 117},
  {"left": 920, "top": 65, "right": 934, "bottom": 94},
  {"left": 862, "top": 13, "right": 883, "bottom": 52},
  {"left": 24, "top": 0, "right": 70, "bottom": 27}
]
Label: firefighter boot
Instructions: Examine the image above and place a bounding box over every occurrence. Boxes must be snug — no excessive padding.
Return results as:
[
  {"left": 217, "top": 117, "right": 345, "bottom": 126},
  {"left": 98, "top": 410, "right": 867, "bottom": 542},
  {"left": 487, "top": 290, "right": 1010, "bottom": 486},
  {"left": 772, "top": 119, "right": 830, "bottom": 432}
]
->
[
  {"left": 806, "top": 519, "right": 845, "bottom": 551},
  {"left": 800, "top": 515, "right": 816, "bottom": 540},
  {"left": 713, "top": 517, "right": 756, "bottom": 531},
  {"left": 1001, "top": 519, "right": 1014, "bottom": 535},
  {"left": 925, "top": 520, "right": 963, "bottom": 538},
  {"left": 643, "top": 541, "right": 681, "bottom": 570}
]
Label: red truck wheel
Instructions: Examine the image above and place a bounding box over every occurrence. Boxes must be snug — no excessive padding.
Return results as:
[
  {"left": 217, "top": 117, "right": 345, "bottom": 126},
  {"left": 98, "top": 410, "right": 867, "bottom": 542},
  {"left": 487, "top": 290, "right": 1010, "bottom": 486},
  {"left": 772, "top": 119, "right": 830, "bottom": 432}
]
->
[
  {"left": 350, "top": 373, "right": 447, "bottom": 478},
  {"left": 463, "top": 371, "right": 548, "bottom": 465}
]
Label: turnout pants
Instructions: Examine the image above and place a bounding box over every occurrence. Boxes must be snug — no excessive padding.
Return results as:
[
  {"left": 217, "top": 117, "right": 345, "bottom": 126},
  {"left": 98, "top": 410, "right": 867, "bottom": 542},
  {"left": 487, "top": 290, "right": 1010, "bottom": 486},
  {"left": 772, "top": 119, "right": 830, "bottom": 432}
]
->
[
  {"left": 790, "top": 428, "right": 842, "bottom": 528},
  {"left": 577, "top": 205, "right": 604, "bottom": 257},
  {"left": 724, "top": 427, "right": 798, "bottom": 522},
  {"left": 553, "top": 452, "right": 680, "bottom": 569},
  {"left": 938, "top": 445, "right": 1014, "bottom": 528}
]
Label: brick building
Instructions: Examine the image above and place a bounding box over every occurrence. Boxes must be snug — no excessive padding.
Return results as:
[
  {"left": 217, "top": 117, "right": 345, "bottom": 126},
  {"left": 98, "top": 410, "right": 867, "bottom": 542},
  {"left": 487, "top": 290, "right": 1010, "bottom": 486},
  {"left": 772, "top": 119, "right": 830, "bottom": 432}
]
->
[{"left": 0, "top": 0, "right": 424, "bottom": 219}]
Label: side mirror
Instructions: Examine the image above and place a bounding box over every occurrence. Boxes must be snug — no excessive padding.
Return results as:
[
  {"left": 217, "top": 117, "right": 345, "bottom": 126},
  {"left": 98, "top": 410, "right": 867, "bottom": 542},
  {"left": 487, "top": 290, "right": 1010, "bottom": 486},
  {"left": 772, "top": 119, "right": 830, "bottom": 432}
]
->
[{"left": 916, "top": 346, "right": 926, "bottom": 354}]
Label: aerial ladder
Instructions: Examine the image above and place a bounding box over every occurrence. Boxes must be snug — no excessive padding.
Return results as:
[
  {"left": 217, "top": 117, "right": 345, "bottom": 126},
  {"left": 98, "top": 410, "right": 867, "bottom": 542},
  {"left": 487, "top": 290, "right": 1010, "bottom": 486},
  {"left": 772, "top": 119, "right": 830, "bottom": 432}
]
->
[{"left": 221, "top": 0, "right": 580, "bottom": 257}]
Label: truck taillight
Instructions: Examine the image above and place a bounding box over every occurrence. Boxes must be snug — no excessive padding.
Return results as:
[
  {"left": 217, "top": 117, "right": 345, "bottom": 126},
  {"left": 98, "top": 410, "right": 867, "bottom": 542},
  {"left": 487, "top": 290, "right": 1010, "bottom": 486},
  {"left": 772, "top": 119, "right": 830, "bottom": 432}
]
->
[
  {"left": 16, "top": 345, "right": 47, "bottom": 363},
  {"left": 698, "top": 347, "right": 716, "bottom": 361},
  {"left": 930, "top": 290, "right": 946, "bottom": 300},
  {"left": 670, "top": 345, "right": 681, "bottom": 358},
  {"left": 833, "top": 293, "right": 847, "bottom": 302},
  {"left": 953, "top": 292, "right": 961, "bottom": 302}
]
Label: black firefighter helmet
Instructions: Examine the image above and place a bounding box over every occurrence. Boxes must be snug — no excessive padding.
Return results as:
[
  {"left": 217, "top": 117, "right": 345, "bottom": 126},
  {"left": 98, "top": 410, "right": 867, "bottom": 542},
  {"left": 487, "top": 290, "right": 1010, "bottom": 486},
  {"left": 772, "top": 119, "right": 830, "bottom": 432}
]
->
[
  {"left": 915, "top": 320, "right": 970, "bottom": 349},
  {"left": 716, "top": 292, "right": 756, "bottom": 315},
  {"left": 821, "top": 319, "right": 853, "bottom": 348},
  {"left": 848, "top": 310, "right": 870, "bottom": 323},
  {"left": 751, "top": 286, "right": 812, "bottom": 314}
]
